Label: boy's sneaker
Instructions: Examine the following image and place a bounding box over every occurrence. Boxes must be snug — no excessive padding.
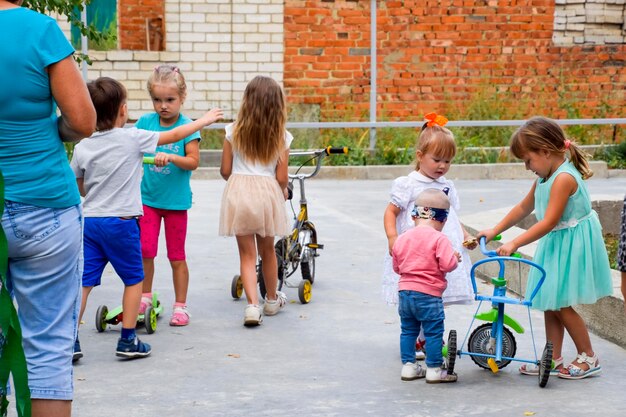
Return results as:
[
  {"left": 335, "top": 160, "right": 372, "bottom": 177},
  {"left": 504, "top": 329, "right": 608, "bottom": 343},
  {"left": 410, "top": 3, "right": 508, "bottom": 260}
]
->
[
  {"left": 401, "top": 362, "right": 426, "bottom": 381},
  {"left": 426, "top": 366, "right": 458, "bottom": 384},
  {"left": 244, "top": 304, "right": 262, "bottom": 326},
  {"left": 73, "top": 338, "right": 83, "bottom": 363},
  {"left": 263, "top": 291, "right": 287, "bottom": 316},
  {"left": 115, "top": 336, "right": 152, "bottom": 359}
]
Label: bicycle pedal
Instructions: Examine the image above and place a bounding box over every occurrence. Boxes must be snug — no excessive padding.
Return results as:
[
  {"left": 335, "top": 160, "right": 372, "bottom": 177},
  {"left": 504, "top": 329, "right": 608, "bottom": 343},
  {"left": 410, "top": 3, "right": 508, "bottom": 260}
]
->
[
  {"left": 487, "top": 358, "right": 499, "bottom": 374},
  {"left": 307, "top": 243, "right": 323, "bottom": 250}
]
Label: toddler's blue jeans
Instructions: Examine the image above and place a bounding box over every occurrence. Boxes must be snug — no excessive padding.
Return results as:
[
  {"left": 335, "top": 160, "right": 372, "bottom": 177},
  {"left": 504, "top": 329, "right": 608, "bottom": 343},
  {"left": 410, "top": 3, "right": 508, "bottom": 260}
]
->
[
  {"left": 2, "top": 201, "right": 82, "bottom": 400},
  {"left": 398, "top": 290, "right": 445, "bottom": 368}
]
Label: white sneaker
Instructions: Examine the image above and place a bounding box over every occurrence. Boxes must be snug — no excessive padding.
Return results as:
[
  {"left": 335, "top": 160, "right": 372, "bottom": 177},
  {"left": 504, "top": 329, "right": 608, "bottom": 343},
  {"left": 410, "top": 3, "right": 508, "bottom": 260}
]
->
[
  {"left": 426, "top": 366, "right": 458, "bottom": 384},
  {"left": 243, "top": 304, "right": 262, "bottom": 326},
  {"left": 401, "top": 362, "right": 426, "bottom": 381},
  {"left": 263, "top": 291, "right": 287, "bottom": 316},
  {"left": 415, "top": 349, "right": 426, "bottom": 361}
]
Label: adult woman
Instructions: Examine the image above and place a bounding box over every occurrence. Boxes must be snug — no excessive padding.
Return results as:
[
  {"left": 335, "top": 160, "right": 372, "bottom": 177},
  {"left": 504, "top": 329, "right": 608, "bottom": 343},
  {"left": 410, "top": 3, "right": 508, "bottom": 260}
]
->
[{"left": 0, "top": 1, "right": 96, "bottom": 416}]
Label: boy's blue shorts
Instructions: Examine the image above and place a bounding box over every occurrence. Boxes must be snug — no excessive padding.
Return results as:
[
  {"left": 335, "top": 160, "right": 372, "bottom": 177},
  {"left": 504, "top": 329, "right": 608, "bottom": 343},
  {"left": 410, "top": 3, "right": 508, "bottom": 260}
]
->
[{"left": 82, "top": 217, "right": 144, "bottom": 287}]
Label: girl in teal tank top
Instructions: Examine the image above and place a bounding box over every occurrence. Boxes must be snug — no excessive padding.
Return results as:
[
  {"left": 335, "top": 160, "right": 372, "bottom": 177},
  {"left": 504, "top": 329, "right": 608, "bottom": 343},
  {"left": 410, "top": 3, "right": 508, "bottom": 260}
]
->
[{"left": 478, "top": 117, "right": 612, "bottom": 381}]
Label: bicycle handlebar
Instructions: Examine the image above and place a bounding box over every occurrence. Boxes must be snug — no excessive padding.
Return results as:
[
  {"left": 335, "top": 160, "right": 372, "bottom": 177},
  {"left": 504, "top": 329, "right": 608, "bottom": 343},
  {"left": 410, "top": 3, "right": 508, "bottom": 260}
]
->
[
  {"left": 325, "top": 146, "right": 349, "bottom": 155},
  {"left": 289, "top": 146, "right": 349, "bottom": 179},
  {"left": 478, "top": 235, "right": 521, "bottom": 258},
  {"left": 143, "top": 156, "right": 155, "bottom": 164}
]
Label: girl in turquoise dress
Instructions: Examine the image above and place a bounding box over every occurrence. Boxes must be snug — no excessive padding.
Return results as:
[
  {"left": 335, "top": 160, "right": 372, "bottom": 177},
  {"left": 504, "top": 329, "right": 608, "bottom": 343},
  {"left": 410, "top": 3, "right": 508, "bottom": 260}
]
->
[{"left": 479, "top": 117, "right": 612, "bottom": 380}]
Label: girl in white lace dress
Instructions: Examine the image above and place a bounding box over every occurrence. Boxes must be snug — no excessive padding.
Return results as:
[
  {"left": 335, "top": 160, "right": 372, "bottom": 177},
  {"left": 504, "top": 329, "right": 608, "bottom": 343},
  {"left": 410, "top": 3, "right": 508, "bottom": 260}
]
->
[{"left": 383, "top": 113, "right": 476, "bottom": 311}]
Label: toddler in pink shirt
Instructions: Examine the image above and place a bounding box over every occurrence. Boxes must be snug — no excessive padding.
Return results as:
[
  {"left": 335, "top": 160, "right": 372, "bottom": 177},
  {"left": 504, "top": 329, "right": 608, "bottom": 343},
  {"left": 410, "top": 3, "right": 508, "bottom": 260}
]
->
[{"left": 392, "top": 188, "right": 460, "bottom": 384}]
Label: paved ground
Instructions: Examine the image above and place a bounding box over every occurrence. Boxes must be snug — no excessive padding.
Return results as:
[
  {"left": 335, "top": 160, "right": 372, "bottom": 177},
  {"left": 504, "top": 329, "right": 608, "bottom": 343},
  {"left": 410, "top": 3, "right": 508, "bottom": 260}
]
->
[{"left": 7, "top": 177, "right": 626, "bottom": 417}]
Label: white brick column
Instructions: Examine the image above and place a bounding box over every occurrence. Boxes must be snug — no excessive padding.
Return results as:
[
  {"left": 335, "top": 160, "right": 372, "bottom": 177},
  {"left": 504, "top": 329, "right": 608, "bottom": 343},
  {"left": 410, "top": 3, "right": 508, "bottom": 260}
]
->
[{"left": 55, "top": 0, "right": 285, "bottom": 121}]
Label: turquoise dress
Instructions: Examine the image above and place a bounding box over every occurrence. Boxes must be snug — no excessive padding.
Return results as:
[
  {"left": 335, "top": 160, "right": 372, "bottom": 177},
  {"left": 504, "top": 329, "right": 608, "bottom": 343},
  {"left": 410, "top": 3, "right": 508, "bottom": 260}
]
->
[{"left": 526, "top": 160, "right": 613, "bottom": 311}]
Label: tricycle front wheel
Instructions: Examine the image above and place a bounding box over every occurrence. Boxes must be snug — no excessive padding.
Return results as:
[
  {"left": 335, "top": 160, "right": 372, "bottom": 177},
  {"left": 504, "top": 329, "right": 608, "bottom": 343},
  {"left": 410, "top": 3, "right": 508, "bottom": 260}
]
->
[{"left": 468, "top": 323, "right": 517, "bottom": 370}]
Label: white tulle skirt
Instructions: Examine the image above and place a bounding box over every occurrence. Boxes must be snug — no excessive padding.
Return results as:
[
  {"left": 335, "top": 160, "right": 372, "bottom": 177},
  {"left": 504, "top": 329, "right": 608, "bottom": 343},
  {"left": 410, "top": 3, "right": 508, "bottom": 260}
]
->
[{"left": 219, "top": 174, "right": 289, "bottom": 237}]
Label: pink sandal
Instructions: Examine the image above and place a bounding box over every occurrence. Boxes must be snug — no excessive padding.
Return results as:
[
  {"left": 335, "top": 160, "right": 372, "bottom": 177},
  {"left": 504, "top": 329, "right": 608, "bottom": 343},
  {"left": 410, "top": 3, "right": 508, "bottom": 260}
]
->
[
  {"left": 139, "top": 294, "right": 153, "bottom": 315},
  {"left": 169, "top": 305, "right": 190, "bottom": 326}
]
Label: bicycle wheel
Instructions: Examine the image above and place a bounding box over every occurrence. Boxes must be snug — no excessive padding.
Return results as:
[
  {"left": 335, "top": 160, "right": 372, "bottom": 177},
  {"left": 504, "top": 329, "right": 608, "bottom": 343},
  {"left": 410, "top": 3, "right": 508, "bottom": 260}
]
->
[
  {"left": 538, "top": 341, "right": 553, "bottom": 388},
  {"left": 300, "top": 223, "right": 317, "bottom": 284},
  {"left": 231, "top": 274, "right": 243, "bottom": 299},
  {"left": 468, "top": 323, "right": 517, "bottom": 370},
  {"left": 274, "top": 238, "right": 286, "bottom": 290},
  {"left": 298, "top": 279, "right": 312, "bottom": 304},
  {"left": 257, "top": 261, "right": 266, "bottom": 299}
]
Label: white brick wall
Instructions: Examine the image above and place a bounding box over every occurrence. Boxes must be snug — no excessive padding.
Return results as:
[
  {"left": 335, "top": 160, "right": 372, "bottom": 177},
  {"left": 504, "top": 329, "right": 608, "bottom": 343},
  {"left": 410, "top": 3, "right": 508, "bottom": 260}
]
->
[
  {"left": 56, "top": 0, "right": 284, "bottom": 120},
  {"left": 553, "top": 0, "right": 626, "bottom": 45}
]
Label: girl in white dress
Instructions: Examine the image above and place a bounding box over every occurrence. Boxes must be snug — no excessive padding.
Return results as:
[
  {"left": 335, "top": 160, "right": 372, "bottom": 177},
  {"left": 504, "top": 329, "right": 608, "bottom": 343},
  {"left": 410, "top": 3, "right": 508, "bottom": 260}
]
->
[{"left": 383, "top": 113, "right": 476, "bottom": 351}]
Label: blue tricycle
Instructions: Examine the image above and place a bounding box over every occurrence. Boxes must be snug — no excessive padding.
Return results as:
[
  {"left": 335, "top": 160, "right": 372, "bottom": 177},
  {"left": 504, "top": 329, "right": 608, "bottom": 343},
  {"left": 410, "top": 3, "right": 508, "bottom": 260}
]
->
[{"left": 452, "top": 236, "right": 553, "bottom": 388}]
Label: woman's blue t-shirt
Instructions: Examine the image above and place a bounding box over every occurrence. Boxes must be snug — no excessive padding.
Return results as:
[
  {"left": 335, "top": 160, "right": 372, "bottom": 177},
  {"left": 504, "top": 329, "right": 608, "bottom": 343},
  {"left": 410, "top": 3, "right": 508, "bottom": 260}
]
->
[
  {"left": 137, "top": 113, "right": 201, "bottom": 210},
  {"left": 0, "top": 7, "right": 80, "bottom": 208}
]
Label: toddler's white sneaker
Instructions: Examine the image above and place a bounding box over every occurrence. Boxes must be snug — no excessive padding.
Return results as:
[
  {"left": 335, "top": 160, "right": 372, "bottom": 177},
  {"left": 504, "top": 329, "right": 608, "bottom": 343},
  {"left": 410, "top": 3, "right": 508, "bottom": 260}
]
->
[
  {"left": 426, "top": 366, "right": 458, "bottom": 384},
  {"left": 401, "top": 362, "right": 426, "bottom": 381}
]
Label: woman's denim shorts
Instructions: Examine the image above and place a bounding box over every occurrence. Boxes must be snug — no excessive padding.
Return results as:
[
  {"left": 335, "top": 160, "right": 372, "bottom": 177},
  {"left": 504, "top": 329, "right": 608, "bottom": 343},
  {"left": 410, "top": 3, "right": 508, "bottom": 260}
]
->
[{"left": 2, "top": 201, "right": 82, "bottom": 400}]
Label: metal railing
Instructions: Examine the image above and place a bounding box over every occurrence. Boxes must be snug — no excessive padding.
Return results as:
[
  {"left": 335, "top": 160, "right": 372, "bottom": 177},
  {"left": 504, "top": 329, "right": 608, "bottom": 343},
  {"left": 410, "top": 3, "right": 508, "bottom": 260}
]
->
[{"left": 204, "top": 118, "right": 626, "bottom": 149}]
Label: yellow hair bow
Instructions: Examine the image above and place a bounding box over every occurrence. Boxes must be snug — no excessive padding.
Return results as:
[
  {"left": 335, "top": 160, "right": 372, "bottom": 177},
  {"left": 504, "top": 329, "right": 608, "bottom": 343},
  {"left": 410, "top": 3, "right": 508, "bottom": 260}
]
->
[{"left": 424, "top": 112, "right": 448, "bottom": 127}]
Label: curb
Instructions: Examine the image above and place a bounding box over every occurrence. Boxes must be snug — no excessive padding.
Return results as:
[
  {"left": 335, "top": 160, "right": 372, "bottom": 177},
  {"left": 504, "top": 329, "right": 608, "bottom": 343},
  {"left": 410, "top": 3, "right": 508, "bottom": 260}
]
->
[{"left": 192, "top": 161, "right": 617, "bottom": 181}]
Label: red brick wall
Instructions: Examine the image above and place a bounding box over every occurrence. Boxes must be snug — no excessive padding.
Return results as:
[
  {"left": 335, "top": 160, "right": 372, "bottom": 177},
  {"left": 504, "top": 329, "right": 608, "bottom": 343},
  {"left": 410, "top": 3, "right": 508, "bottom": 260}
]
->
[
  {"left": 118, "top": 0, "right": 165, "bottom": 50},
  {"left": 284, "top": 0, "right": 626, "bottom": 120}
]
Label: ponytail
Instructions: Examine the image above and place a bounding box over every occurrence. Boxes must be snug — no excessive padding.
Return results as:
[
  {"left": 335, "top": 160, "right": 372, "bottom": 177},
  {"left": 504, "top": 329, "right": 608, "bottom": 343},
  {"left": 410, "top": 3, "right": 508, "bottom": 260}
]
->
[{"left": 567, "top": 141, "right": 593, "bottom": 179}]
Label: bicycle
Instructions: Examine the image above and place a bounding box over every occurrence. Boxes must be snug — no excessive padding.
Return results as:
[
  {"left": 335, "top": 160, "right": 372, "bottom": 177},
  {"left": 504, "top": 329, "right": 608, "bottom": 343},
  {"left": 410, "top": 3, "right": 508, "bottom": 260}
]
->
[
  {"left": 230, "top": 146, "right": 348, "bottom": 304},
  {"left": 451, "top": 236, "right": 553, "bottom": 388}
]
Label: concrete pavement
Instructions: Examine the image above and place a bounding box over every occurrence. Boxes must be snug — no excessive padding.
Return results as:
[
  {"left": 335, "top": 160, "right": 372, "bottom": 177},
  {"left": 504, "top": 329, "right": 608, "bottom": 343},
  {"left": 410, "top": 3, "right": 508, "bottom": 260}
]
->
[{"left": 7, "top": 176, "right": 626, "bottom": 417}]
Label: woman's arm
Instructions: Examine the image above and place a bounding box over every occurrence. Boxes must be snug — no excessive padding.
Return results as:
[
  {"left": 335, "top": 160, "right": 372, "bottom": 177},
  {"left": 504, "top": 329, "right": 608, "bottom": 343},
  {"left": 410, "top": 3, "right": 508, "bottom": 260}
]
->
[
  {"left": 154, "top": 140, "right": 200, "bottom": 170},
  {"left": 497, "top": 174, "right": 577, "bottom": 255},
  {"left": 220, "top": 139, "right": 233, "bottom": 181},
  {"left": 49, "top": 56, "right": 96, "bottom": 141}
]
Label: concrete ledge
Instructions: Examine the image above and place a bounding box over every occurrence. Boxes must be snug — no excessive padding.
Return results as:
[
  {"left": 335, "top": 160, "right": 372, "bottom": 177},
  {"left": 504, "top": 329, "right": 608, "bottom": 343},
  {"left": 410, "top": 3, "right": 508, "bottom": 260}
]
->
[
  {"left": 462, "top": 207, "right": 626, "bottom": 349},
  {"left": 193, "top": 160, "right": 614, "bottom": 180}
]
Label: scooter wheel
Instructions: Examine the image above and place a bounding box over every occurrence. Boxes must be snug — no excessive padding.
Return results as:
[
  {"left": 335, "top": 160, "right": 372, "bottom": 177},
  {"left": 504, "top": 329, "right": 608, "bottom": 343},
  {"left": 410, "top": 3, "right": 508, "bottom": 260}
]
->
[
  {"left": 144, "top": 306, "right": 157, "bottom": 334},
  {"left": 95, "top": 305, "right": 108, "bottom": 333}
]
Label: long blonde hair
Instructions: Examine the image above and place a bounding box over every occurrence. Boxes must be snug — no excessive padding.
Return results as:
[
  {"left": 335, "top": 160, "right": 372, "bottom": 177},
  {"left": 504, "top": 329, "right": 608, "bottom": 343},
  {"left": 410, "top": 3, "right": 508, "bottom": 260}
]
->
[
  {"left": 510, "top": 116, "right": 593, "bottom": 179},
  {"left": 232, "top": 76, "right": 287, "bottom": 164}
]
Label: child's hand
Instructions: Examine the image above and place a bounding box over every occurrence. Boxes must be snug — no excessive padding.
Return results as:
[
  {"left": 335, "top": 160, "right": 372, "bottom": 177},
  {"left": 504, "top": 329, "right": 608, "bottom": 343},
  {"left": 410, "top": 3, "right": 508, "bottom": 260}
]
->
[
  {"left": 477, "top": 228, "right": 498, "bottom": 243},
  {"left": 201, "top": 108, "right": 224, "bottom": 125},
  {"left": 153, "top": 152, "right": 172, "bottom": 167},
  {"left": 462, "top": 236, "right": 478, "bottom": 250},
  {"left": 496, "top": 241, "right": 518, "bottom": 256},
  {"left": 454, "top": 251, "right": 462, "bottom": 262}
]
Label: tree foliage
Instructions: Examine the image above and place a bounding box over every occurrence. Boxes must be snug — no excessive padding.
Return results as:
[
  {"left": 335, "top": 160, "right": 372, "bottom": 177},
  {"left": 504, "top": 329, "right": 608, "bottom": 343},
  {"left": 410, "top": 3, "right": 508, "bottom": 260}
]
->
[{"left": 23, "top": 0, "right": 113, "bottom": 63}]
